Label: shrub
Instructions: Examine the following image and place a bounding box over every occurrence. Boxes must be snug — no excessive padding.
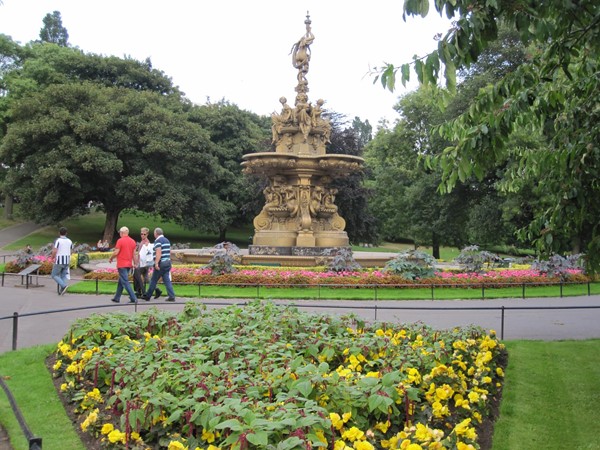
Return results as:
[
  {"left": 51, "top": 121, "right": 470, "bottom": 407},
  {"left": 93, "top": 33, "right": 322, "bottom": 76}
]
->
[
  {"left": 323, "top": 247, "right": 361, "bottom": 272},
  {"left": 455, "top": 245, "right": 501, "bottom": 273},
  {"left": 384, "top": 250, "right": 436, "bottom": 280},
  {"left": 532, "top": 253, "right": 585, "bottom": 281}
]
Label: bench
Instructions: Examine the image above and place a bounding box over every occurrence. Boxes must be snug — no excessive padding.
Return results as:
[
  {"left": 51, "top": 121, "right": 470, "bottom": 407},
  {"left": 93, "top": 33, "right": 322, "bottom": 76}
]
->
[{"left": 17, "top": 264, "right": 42, "bottom": 289}]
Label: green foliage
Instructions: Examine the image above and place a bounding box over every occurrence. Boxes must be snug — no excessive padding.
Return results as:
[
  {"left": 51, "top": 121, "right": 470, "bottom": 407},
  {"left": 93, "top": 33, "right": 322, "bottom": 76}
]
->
[
  {"left": 378, "top": 0, "right": 600, "bottom": 271},
  {"left": 455, "top": 245, "right": 500, "bottom": 273},
  {"left": 39, "top": 11, "right": 69, "bottom": 46},
  {"left": 53, "top": 301, "right": 506, "bottom": 449},
  {"left": 531, "top": 253, "right": 585, "bottom": 281},
  {"left": 205, "top": 252, "right": 237, "bottom": 276},
  {"left": 383, "top": 250, "right": 436, "bottom": 280},
  {"left": 323, "top": 247, "right": 361, "bottom": 272}
]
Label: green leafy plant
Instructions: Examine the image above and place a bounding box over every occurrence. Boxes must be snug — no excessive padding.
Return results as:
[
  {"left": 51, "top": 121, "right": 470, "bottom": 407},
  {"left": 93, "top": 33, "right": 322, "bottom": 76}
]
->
[
  {"left": 53, "top": 301, "right": 506, "bottom": 449},
  {"left": 323, "top": 247, "right": 361, "bottom": 272},
  {"left": 204, "top": 252, "right": 237, "bottom": 275},
  {"left": 383, "top": 250, "right": 436, "bottom": 280},
  {"left": 532, "top": 253, "right": 585, "bottom": 281},
  {"left": 455, "top": 245, "right": 500, "bottom": 273}
]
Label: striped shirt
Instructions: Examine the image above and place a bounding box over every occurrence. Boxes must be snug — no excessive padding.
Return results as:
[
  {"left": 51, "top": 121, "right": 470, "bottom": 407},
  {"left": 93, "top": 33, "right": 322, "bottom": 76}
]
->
[
  {"left": 153, "top": 235, "right": 171, "bottom": 262},
  {"left": 54, "top": 236, "right": 73, "bottom": 265}
]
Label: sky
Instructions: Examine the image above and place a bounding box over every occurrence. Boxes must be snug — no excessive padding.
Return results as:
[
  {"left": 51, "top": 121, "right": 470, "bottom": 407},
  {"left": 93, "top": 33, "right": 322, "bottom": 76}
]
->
[{"left": 0, "top": 0, "right": 452, "bottom": 127}]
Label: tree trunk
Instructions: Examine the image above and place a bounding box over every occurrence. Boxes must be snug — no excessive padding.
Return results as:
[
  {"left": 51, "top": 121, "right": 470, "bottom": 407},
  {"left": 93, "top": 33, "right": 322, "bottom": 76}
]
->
[
  {"left": 103, "top": 208, "right": 121, "bottom": 245},
  {"left": 432, "top": 232, "right": 441, "bottom": 260},
  {"left": 3, "top": 195, "right": 13, "bottom": 220},
  {"left": 218, "top": 227, "right": 227, "bottom": 242}
]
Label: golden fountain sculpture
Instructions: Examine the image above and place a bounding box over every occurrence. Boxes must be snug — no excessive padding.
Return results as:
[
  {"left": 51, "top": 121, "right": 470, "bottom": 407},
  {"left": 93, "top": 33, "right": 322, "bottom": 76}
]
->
[{"left": 242, "top": 14, "right": 364, "bottom": 256}]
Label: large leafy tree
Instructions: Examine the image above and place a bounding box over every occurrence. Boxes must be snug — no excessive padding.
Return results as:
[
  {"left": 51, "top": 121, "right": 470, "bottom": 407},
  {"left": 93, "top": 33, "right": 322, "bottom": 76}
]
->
[
  {"left": 39, "top": 11, "right": 69, "bottom": 47},
  {"left": 0, "top": 41, "right": 226, "bottom": 242},
  {"left": 1, "top": 82, "right": 223, "bottom": 243},
  {"left": 327, "top": 113, "right": 379, "bottom": 244},
  {"left": 377, "top": 0, "right": 600, "bottom": 270},
  {"left": 188, "top": 101, "right": 271, "bottom": 240}
]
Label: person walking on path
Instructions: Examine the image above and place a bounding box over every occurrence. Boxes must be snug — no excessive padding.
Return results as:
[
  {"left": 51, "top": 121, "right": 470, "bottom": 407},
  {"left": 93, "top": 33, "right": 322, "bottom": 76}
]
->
[
  {"left": 142, "top": 227, "right": 175, "bottom": 302},
  {"left": 133, "top": 227, "right": 160, "bottom": 298},
  {"left": 108, "top": 226, "right": 138, "bottom": 303},
  {"left": 51, "top": 226, "right": 73, "bottom": 295}
]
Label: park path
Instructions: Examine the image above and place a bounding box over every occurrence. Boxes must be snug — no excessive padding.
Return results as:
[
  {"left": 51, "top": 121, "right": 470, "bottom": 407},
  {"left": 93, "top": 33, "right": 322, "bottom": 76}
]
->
[{"left": 0, "top": 222, "right": 43, "bottom": 255}]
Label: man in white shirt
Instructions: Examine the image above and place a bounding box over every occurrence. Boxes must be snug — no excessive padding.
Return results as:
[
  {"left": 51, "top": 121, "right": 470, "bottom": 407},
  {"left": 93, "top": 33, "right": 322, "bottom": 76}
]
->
[{"left": 51, "top": 227, "right": 73, "bottom": 295}]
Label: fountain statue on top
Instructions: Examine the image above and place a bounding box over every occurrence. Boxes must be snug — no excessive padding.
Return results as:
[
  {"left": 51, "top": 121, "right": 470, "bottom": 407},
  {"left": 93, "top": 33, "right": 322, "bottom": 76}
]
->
[{"left": 242, "top": 13, "right": 364, "bottom": 256}]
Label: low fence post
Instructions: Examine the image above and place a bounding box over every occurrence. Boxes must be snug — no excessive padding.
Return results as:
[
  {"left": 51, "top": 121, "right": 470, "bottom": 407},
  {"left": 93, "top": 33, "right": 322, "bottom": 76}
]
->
[
  {"left": 500, "top": 306, "right": 505, "bottom": 340},
  {"left": 12, "top": 312, "right": 19, "bottom": 351},
  {"left": 560, "top": 282, "right": 563, "bottom": 298},
  {"left": 431, "top": 284, "right": 434, "bottom": 300},
  {"left": 95, "top": 278, "right": 99, "bottom": 295},
  {"left": 481, "top": 284, "right": 485, "bottom": 300},
  {"left": 522, "top": 283, "right": 526, "bottom": 299}
]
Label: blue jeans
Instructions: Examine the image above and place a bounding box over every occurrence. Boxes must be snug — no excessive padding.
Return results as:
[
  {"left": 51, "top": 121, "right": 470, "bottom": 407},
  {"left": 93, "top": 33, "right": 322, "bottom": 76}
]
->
[
  {"left": 51, "top": 263, "right": 69, "bottom": 289},
  {"left": 145, "top": 260, "right": 175, "bottom": 299},
  {"left": 115, "top": 267, "right": 137, "bottom": 302}
]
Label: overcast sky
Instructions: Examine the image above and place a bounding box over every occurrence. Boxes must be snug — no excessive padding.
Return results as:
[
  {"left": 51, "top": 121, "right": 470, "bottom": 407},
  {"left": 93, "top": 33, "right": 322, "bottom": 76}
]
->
[{"left": 0, "top": 0, "right": 452, "bottom": 127}]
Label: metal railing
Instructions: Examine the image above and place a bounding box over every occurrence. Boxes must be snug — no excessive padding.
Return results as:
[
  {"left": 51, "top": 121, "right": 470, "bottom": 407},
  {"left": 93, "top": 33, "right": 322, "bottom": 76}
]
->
[
  {"left": 0, "top": 376, "right": 42, "bottom": 449},
  {"left": 2, "top": 299, "right": 600, "bottom": 350}
]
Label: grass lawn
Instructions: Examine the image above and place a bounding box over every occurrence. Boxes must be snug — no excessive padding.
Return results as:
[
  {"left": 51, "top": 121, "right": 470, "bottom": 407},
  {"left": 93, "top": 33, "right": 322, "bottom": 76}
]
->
[
  {"left": 1, "top": 340, "right": 599, "bottom": 450},
  {"left": 2, "top": 209, "right": 255, "bottom": 251},
  {"left": 0, "top": 344, "right": 85, "bottom": 450},
  {"left": 68, "top": 280, "right": 600, "bottom": 300},
  {"left": 492, "top": 340, "right": 600, "bottom": 450}
]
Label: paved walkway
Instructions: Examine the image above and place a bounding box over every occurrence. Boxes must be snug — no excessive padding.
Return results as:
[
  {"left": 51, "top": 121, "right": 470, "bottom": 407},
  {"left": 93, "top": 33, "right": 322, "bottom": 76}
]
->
[
  {"left": 1, "top": 272, "right": 600, "bottom": 353},
  {"left": 0, "top": 222, "right": 43, "bottom": 257},
  {"left": 1, "top": 224, "right": 599, "bottom": 353}
]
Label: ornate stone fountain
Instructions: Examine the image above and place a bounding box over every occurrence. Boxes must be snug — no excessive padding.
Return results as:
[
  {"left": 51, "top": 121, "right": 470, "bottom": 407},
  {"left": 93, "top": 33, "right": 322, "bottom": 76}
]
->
[{"left": 242, "top": 14, "right": 364, "bottom": 256}]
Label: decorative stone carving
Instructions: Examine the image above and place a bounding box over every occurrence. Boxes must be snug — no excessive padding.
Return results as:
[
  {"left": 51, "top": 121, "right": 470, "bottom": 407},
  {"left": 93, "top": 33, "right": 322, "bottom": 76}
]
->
[{"left": 242, "top": 14, "right": 364, "bottom": 255}]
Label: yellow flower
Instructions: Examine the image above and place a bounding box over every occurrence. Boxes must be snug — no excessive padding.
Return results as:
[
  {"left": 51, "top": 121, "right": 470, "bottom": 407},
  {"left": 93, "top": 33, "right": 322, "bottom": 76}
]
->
[
  {"left": 342, "top": 426, "right": 364, "bottom": 442},
  {"left": 60, "top": 383, "right": 68, "bottom": 392},
  {"left": 456, "top": 443, "right": 476, "bottom": 450},
  {"left": 315, "top": 429, "right": 327, "bottom": 443},
  {"left": 108, "top": 429, "right": 126, "bottom": 444},
  {"left": 374, "top": 420, "right": 390, "bottom": 433},
  {"left": 496, "top": 367, "right": 505, "bottom": 377},
  {"left": 354, "top": 441, "right": 374, "bottom": 450},
  {"left": 365, "top": 371, "right": 380, "bottom": 378},
  {"left": 334, "top": 441, "right": 353, "bottom": 450},
  {"left": 201, "top": 429, "right": 215, "bottom": 443},
  {"left": 330, "top": 413, "right": 344, "bottom": 430},
  {"left": 342, "top": 412, "right": 352, "bottom": 423},
  {"left": 168, "top": 441, "right": 187, "bottom": 450},
  {"left": 53, "top": 360, "right": 62, "bottom": 371}
]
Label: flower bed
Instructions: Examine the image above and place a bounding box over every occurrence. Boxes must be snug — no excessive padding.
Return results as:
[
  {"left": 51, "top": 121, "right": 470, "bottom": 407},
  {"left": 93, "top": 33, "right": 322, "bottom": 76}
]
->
[
  {"left": 53, "top": 301, "right": 506, "bottom": 449},
  {"left": 83, "top": 266, "right": 590, "bottom": 288}
]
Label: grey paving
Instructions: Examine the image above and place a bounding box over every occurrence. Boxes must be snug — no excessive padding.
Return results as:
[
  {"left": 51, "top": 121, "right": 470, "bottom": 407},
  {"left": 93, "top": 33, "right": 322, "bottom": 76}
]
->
[
  {"left": 1, "top": 224, "right": 599, "bottom": 353},
  {"left": 0, "top": 222, "right": 43, "bottom": 258},
  {"left": 1, "top": 273, "right": 600, "bottom": 353}
]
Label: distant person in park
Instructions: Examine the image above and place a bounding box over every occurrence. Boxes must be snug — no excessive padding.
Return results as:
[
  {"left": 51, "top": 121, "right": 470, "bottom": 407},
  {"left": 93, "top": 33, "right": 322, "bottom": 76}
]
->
[
  {"left": 108, "top": 226, "right": 138, "bottom": 303},
  {"left": 97, "top": 239, "right": 110, "bottom": 251},
  {"left": 51, "top": 227, "right": 73, "bottom": 295},
  {"left": 142, "top": 227, "right": 175, "bottom": 302},
  {"left": 133, "top": 227, "right": 160, "bottom": 298}
]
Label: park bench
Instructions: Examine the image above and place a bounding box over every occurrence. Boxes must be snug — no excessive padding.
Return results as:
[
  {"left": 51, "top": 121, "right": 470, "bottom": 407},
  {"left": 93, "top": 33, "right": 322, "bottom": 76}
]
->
[{"left": 16, "top": 264, "right": 42, "bottom": 289}]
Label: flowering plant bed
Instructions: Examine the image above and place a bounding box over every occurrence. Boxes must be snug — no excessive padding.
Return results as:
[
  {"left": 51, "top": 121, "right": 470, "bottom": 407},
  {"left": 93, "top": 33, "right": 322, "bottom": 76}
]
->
[
  {"left": 83, "top": 266, "right": 590, "bottom": 288},
  {"left": 53, "top": 301, "right": 506, "bottom": 449}
]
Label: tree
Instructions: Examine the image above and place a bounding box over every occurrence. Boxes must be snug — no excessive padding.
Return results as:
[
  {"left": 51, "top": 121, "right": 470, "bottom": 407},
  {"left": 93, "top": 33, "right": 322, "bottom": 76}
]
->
[
  {"left": 39, "top": 11, "right": 69, "bottom": 46},
  {"left": 0, "top": 42, "right": 230, "bottom": 243},
  {"left": 326, "top": 112, "right": 379, "bottom": 244},
  {"left": 377, "top": 0, "right": 600, "bottom": 270},
  {"left": 0, "top": 82, "right": 225, "bottom": 243},
  {"left": 188, "top": 100, "right": 271, "bottom": 240}
]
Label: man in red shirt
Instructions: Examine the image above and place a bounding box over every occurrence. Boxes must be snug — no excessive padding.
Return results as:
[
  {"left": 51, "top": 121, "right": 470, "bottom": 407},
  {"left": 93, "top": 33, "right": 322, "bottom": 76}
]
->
[{"left": 108, "top": 226, "right": 138, "bottom": 303}]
